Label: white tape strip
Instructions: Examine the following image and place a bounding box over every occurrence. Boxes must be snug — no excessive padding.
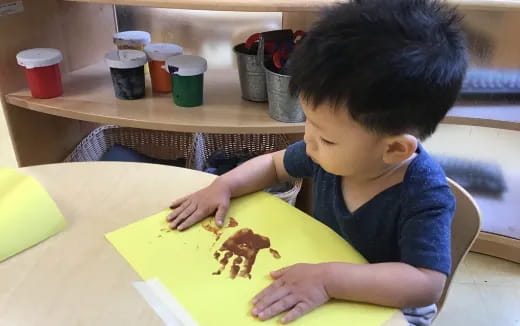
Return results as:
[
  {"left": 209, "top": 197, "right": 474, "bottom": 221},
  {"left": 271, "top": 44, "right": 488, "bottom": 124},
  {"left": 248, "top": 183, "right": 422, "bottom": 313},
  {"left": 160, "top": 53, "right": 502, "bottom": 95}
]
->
[{"left": 133, "top": 278, "right": 199, "bottom": 326}]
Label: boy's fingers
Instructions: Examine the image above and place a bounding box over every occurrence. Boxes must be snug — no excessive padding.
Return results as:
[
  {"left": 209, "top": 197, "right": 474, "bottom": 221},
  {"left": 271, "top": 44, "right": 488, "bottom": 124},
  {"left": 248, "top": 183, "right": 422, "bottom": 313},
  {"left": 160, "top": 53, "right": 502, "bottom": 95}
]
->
[
  {"left": 214, "top": 204, "right": 229, "bottom": 227},
  {"left": 169, "top": 195, "right": 188, "bottom": 209},
  {"left": 167, "top": 199, "right": 192, "bottom": 222},
  {"left": 252, "top": 278, "right": 285, "bottom": 304},
  {"left": 270, "top": 267, "right": 288, "bottom": 279},
  {"left": 170, "top": 202, "right": 197, "bottom": 229},
  {"left": 176, "top": 202, "right": 198, "bottom": 221},
  {"left": 252, "top": 287, "right": 291, "bottom": 316},
  {"left": 257, "top": 295, "right": 298, "bottom": 321},
  {"left": 169, "top": 202, "right": 193, "bottom": 228},
  {"left": 281, "top": 302, "right": 310, "bottom": 324},
  {"left": 177, "top": 210, "right": 207, "bottom": 231}
]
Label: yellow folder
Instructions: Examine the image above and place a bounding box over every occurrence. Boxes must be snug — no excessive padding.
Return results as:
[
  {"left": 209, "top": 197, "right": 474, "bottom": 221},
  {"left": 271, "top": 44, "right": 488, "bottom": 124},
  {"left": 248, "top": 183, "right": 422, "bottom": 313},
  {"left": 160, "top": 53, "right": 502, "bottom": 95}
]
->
[
  {"left": 0, "top": 168, "right": 66, "bottom": 262},
  {"left": 107, "top": 192, "right": 396, "bottom": 325}
]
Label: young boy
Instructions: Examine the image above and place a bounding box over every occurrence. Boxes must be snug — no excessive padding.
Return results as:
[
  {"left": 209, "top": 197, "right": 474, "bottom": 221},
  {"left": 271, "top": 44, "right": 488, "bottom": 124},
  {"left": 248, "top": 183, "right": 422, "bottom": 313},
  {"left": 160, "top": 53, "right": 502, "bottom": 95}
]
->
[{"left": 167, "top": 0, "right": 467, "bottom": 325}]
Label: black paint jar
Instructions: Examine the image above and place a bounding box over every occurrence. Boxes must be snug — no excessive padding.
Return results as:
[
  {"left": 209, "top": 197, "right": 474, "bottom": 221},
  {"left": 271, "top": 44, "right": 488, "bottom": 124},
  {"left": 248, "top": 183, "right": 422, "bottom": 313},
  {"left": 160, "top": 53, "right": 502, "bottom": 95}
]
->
[{"left": 105, "top": 50, "right": 147, "bottom": 100}]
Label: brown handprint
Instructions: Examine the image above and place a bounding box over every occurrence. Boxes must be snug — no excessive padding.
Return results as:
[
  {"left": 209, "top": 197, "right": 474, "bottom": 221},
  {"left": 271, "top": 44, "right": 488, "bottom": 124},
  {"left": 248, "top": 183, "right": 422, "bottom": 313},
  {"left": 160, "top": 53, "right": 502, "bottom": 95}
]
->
[
  {"left": 212, "top": 228, "right": 281, "bottom": 279},
  {"left": 202, "top": 217, "right": 239, "bottom": 247}
]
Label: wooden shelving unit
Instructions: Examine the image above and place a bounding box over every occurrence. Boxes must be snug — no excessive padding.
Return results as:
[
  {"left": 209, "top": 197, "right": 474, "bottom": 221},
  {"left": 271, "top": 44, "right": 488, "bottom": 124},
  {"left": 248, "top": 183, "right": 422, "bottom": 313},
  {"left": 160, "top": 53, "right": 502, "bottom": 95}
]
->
[
  {"left": 5, "top": 61, "right": 520, "bottom": 134},
  {"left": 64, "top": 0, "right": 520, "bottom": 11},
  {"left": 5, "top": 63, "right": 304, "bottom": 134},
  {"left": 446, "top": 104, "right": 520, "bottom": 131}
]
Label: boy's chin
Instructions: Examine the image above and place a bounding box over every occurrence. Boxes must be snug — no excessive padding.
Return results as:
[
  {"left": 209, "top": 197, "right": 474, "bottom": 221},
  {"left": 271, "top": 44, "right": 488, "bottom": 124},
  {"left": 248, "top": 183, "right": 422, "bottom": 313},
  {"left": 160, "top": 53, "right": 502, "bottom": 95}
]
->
[{"left": 321, "top": 164, "right": 347, "bottom": 176}]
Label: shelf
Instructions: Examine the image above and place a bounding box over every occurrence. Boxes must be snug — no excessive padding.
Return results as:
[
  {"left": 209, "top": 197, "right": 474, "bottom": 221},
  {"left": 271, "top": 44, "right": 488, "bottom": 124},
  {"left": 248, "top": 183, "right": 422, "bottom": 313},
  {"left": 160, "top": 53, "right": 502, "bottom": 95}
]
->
[
  {"left": 445, "top": 104, "right": 520, "bottom": 131},
  {"left": 6, "top": 63, "right": 520, "bottom": 134},
  {"left": 472, "top": 232, "right": 520, "bottom": 263},
  {"left": 64, "top": 0, "right": 520, "bottom": 12},
  {"left": 5, "top": 63, "right": 304, "bottom": 134},
  {"left": 65, "top": 0, "right": 337, "bottom": 12}
]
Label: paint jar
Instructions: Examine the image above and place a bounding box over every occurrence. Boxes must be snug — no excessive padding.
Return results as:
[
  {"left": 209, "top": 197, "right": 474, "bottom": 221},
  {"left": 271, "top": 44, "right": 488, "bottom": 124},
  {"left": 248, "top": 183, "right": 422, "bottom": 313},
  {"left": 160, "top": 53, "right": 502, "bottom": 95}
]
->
[
  {"left": 264, "top": 61, "right": 305, "bottom": 123},
  {"left": 105, "top": 50, "right": 147, "bottom": 100},
  {"left": 164, "top": 55, "right": 208, "bottom": 107},
  {"left": 113, "top": 31, "right": 151, "bottom": 74},
  {"left": 234, "top": 43, "right": 267, "bottom": 102},
  {"left": 144, "top": 43, "right": 183, "bottom": 93},
  {"left": 16, "top": 48, "right": 63, "bottom": 99},
  {"left": 113, "top": 31, "right": 151, "bottom": 50}
]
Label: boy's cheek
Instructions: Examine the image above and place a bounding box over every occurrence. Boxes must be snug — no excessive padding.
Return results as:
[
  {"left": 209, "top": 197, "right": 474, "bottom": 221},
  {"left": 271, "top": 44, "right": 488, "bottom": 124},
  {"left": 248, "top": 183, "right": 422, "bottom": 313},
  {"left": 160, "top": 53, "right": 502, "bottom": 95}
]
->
[
  {"left": 320, "top": 155, "right": 347, "bottom": 175},
  {"left": 320, "top": 161, "right": 342, "bottom": 175}
]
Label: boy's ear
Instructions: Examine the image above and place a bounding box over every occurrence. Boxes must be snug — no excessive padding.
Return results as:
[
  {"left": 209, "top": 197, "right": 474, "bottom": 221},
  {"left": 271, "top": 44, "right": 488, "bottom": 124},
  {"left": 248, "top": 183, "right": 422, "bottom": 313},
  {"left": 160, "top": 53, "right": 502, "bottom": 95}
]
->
[{"left": 382, "top": 134, "right": 418, "bottom": 164}]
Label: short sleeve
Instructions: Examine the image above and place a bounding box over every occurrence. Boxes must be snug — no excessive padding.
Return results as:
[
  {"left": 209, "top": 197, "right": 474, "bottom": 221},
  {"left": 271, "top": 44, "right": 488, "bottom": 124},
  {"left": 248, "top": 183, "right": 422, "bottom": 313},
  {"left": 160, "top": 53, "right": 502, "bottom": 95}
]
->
[
  {"left": 399, "top": 183, "right": 455, "bottom": 276},
  {"left": 283, "top": 141, "right": 316, "bottom": 178}
]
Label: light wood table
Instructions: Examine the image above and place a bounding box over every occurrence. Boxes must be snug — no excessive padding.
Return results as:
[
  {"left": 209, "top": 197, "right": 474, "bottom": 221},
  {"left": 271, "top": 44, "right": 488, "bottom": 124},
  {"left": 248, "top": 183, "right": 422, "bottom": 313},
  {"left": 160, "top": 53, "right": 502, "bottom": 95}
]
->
[{"left": 0, "top": 162, "right": 406, "bottom": 326}]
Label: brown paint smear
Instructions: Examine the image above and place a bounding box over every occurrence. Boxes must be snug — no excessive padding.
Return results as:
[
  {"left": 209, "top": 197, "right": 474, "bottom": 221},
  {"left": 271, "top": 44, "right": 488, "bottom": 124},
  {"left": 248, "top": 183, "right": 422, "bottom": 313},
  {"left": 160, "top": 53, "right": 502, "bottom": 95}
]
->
[
  {"left": 202, "top": 217, "right": 239, "bottom": 247},
  {"left": 202, "top": 220, "right": 223, "bottom": 242},
  {"left": 228, "top": 217, "right": 238, "bottom": 227},
  {"left": 156, "top": 227, "right": 172, "bottom": 240},
  {"left": 212, "top": 228, "right": 281, "bottom": 279},
  {"left": 269, "top": 248, "right": 281, "bottom": 259}
]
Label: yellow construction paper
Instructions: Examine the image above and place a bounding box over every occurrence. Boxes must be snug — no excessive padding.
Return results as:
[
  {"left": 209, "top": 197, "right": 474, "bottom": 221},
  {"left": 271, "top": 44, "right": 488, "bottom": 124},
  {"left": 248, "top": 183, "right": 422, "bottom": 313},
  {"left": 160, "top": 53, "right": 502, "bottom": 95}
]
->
[
  {"left": 0, "top": 168, "right": 66, "bottom": 262},
  {"left": 106, "top": 192, "right": 396, "bottom": 325}
]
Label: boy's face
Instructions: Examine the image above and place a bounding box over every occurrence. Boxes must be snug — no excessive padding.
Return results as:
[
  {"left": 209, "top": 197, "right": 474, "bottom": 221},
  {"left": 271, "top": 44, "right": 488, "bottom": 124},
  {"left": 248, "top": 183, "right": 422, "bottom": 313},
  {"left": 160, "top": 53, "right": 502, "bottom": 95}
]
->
[{"left": 302, "top": 99, "right": 387, "bottom": 178}]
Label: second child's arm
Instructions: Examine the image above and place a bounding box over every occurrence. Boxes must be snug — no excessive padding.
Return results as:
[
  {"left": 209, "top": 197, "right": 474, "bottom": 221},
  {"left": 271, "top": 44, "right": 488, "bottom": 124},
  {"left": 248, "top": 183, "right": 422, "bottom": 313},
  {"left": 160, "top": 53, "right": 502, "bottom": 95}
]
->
[{"left": 167, "top": 150, "right": 291, "bottom": 230}]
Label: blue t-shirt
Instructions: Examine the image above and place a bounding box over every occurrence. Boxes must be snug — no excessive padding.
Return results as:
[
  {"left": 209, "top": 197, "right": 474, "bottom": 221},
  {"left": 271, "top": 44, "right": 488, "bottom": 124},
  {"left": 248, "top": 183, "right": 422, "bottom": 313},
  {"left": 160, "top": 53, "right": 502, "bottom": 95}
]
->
[{"left": 284, "top": 141, "right": 455, "bottom": 276}]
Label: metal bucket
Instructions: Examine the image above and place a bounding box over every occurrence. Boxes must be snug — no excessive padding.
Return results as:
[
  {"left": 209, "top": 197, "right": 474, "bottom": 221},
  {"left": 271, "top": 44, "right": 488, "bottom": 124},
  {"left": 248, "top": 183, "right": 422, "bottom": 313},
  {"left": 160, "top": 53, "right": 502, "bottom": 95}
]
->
[
  {"left": 234, "top": 43, "right": 267, "bottom": 102},
  {"left": 264, "top": 61, "right": 305, "bottom": 123}
]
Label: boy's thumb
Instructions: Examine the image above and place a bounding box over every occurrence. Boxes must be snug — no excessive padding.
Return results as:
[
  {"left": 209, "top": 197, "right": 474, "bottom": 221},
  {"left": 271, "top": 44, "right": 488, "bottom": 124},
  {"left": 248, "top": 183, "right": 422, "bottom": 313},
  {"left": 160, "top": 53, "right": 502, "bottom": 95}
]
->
[{"left": 214, "top": 204, "right": 228, "bottom": 227}]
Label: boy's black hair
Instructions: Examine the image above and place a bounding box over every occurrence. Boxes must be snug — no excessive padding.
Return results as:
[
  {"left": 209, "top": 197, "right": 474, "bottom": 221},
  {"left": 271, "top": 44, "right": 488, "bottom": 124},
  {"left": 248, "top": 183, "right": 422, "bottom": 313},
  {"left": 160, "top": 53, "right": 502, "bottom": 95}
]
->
[{"left": 289, "top": 0, "right": 468, "bottom": 139}]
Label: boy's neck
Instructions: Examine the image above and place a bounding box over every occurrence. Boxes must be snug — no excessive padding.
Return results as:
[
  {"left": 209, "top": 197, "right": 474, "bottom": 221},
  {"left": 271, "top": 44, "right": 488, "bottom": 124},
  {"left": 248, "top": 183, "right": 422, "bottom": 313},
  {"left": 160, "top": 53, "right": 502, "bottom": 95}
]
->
[{"left": 343, "top": 153, "right": 418, "bottom": 188}]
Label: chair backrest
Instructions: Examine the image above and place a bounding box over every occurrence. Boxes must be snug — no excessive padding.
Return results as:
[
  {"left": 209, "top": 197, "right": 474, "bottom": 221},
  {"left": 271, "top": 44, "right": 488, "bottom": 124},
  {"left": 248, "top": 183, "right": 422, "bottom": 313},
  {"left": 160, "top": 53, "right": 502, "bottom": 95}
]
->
[{"left": 437, "top": 178, "right": 481, "bottom": 311}]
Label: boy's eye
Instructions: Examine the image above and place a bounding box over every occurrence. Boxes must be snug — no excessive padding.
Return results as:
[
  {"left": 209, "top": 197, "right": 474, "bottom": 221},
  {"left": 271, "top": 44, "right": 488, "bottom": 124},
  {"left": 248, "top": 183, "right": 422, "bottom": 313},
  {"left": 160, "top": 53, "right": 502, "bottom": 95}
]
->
[{"left": 320, "top": 137, "right": 336, "bottom": 146}]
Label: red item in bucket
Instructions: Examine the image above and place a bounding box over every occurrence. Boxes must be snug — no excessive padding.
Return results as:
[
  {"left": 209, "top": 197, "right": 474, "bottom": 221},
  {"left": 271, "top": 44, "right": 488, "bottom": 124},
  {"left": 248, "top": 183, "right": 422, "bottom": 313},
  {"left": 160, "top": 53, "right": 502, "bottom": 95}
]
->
[{"left": 16, "top": 48, "right": 64, "bottom": 99}]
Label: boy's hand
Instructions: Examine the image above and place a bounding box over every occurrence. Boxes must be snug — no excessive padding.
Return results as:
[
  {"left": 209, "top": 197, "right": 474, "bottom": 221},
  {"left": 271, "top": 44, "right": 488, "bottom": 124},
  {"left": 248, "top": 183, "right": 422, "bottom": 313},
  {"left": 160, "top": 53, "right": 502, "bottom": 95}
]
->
[
  {"left": 167, "top": 179, "right": 231, "bottom": 231},
  {"left": 251, "top": 263, "right": 330, "bottom": 324}
]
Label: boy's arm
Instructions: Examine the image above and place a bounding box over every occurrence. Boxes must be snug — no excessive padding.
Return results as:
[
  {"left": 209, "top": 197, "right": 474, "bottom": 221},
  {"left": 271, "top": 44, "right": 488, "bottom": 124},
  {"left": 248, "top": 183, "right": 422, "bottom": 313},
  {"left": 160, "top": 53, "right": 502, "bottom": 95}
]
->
[
  {"left": 324, "top": 262, "right": 446, "bottom": 308},
  {"left": 219, "top": 149, "right": 292, "bottom": 198},
  {"left": 252, "top": 262, "right": 446, "bottom": 323},
  {"left": 167, "top": 150, "right": 291, "bottom": 230}
]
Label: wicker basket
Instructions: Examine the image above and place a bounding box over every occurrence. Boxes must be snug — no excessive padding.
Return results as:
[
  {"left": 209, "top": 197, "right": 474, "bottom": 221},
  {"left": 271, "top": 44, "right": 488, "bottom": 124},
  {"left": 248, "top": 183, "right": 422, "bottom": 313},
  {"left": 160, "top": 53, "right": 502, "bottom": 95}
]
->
[
  {"left": 192, "top": 133, "right": 303, "bottom": 206},
  {"left": 65, "top": 125, "right": 195, "bottom": 168}
]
